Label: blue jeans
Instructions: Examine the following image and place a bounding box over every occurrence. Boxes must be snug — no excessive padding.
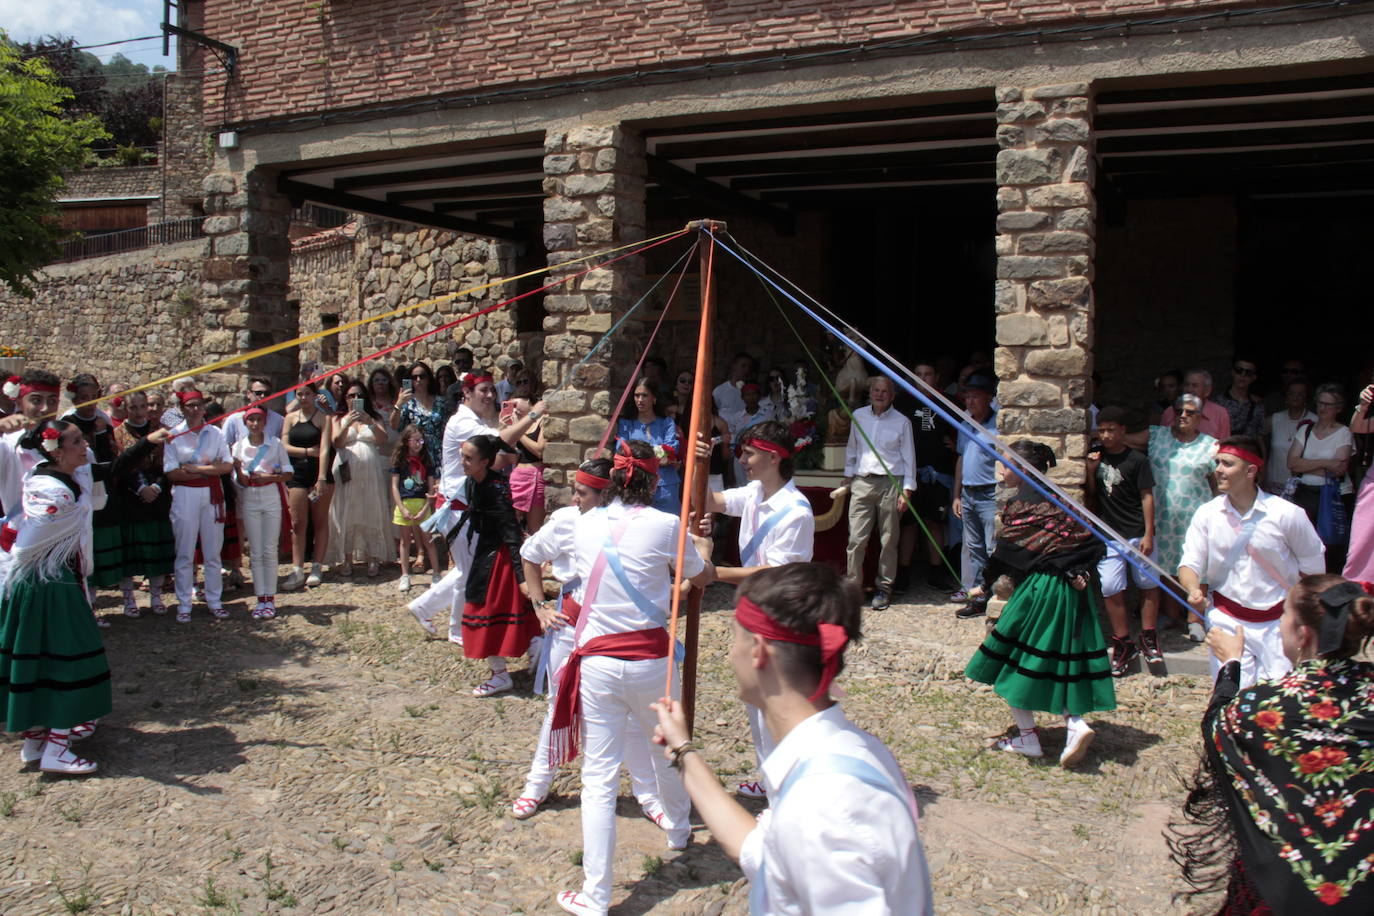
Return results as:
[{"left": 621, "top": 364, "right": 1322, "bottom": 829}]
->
[{"left": 960, "top": 485, "right": 998, "bottom": 594}]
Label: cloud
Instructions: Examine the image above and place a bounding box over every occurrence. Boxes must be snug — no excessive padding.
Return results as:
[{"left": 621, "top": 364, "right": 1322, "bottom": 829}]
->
[{"left": 1, "top": 0, "right": 164, "bottom": 59}]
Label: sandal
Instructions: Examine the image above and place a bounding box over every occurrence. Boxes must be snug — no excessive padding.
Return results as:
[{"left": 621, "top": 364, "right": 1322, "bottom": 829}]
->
[
  {"left": 252, "top": 601, "right": 275, "bottom": 620},
  {"left": 70, "top": 721, "right": 96, "bottom": 741},
  {"left": 149, "top": 595, "right": 168, "bottom": 615},
  {"left": 209, "top": 606, "right": 229, "bottom": 620},
  {"left": 511, "top": 796, "right": 543, "bottom": 819},
  {"left": 641, "top": 801, "right": 667, "bottom": 828},
  {"left": 176, "top": 608, "right": 192, "bottom": 624},
  {"left": 472, "top": 671, "right": 513, "bottom": 698},
  {"left": 122, "top": 595, "right": 141, "bottom": 618},
  {"left": 94, "top": 616, "right": 111, "bottom": 628}
]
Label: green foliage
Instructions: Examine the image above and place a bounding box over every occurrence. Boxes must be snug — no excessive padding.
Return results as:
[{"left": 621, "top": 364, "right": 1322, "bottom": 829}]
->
[{"left": 0, "top": 32, "right": 107, "bottom": 295}]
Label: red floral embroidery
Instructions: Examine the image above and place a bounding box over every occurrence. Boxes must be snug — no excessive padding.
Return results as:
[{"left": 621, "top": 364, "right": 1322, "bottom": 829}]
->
[
  {"left": 1308, "top": 701, "right": 1339, "bottom": 721},
  {"left": 1255, "top": 709, "right": 1284, "bottom": 730},
  {"left": 1316, "top": 882, "right": 1344, "bottom": 905},
  {"left": 1298, "top": 747, "right": 1349, "bottom": 774},
  {"left": 1314, "top": 800, "right": 1346, "bottom": 826}
]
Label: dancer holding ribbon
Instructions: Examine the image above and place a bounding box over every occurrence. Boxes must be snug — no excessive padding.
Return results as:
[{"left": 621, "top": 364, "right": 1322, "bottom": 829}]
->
[
  {"left": 552, "top": 440, "right": 715, "bottom": 916},
  {"left": 694, "top": 420, "right": 814, "bottom": 800},
  {"left": 1179, "top": 435, "right": 1326, "bottom": 687},
  {"left": 651, "top": 563, "right": 932, "bottom": 915}
]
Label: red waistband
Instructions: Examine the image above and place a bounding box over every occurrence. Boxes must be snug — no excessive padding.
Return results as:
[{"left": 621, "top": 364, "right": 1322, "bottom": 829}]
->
[
  {"left": 244, "top": 478, "right": 278, "bottom": 487},
  {"left": 1214, "top": 591, "right": 1284, "bottom": 623},
  {"left": 176, "top": 478, "right": 216, "bottom": 488}
]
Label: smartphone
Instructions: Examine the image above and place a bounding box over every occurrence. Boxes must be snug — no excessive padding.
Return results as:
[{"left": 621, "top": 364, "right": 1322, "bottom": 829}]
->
[
  {"left": 499, "top": 400, "right": 516, "bottom": 423},
  {"left": 402, "top": 378, "right": 413, "bottom": 392},
  {"left": 350, "top": 398, "right": 365, "bottom": 414},
  {"left": 319, "top": 389, "right": 337, "bottom": 412}
]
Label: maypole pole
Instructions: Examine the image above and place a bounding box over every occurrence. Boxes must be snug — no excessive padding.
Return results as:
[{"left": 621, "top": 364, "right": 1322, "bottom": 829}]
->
[{"left": 667, "top": 218, "right": 723, "bottom": 735}]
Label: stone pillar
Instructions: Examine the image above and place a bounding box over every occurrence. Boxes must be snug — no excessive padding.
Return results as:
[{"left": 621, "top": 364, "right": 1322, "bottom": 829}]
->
[
  {"left": 540, "top": 125, "right": 647, "bottom": 504},
  {"left": 992, "top": 83, "right": 1095, "bottom": 495},
  {"left": 199, "top": 168, "right": 296, "bottom": 398}
]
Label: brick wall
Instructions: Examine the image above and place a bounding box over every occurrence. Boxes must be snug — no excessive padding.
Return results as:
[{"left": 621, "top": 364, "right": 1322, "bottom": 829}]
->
[{"left": 203, "top": 0, "right": 1264, "bottom": 127}]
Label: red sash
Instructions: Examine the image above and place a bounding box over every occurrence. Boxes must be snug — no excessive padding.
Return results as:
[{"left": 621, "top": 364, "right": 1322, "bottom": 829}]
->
[
  {"left": 176, "top": 476, "right": 226, "bottom": 522},
  {"left": 547, "top": 627, "right": 668, "bottom": 767},
  {"left": 1214, "top": 590, "right": 1285, "bottom": 623}
]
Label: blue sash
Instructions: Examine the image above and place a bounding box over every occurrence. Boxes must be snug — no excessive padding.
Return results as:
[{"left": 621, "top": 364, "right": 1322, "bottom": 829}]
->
[
  {"left": 749, "top": 753, "right": 913, "bottom": 915},
  {"left": 739, "top": 499, "right": 808, "bottom": 567},
  {"left": 534, "top": 577, "right": 579, "bottom": 696},
  {"left": 604, "top": 534, "right": 686, "bottom": 663}
]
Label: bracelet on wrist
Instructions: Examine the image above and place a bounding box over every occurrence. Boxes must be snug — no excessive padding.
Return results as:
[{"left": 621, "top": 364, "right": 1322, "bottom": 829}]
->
[{"left": 668, "top": 740, "right": 699, "bottom": 770}]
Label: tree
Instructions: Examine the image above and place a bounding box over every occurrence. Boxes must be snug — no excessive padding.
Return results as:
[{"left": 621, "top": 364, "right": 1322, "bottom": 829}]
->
[
  {"left": 0, "top": 33, "right": 107, "bottom": 296},
  {"left": 17, "top": 40, "right": 166, "bottom": 155}
]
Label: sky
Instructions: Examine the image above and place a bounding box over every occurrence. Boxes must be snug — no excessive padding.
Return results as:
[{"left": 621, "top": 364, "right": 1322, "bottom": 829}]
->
[{"left": 2, "top": 0, "right": 174, "bottom": 63}]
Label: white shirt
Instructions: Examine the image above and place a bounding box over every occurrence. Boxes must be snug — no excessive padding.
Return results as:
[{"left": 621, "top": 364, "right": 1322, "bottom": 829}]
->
[
  {"left": 222, "top": 409, "right": 285, "bottom": 446},
  {"left": 726, "top": 405, "right": 777, "bottom": 439},
  {"left": 844, "top": 405, "right": 917, "bottom": 491},
  {"left": 1179, "top": 490, "right": 1325, "bottom": 610},
  {"left": 494, "top": 379, "right": 514, "bottom": 403},
  {"left": 0, "top": 429, "right": 40, "bottom": 518},
  {"left": 520, "top": 504, "right": 580, "bottom": 589},
  {"left": 713, "top": 380, "right": 745, "bottom": 417},
  {"left": 723, "top": 479, "right": 814, "bottom": 567},
  {"left": 230, "top": 436, "right": 290, "bottom": 477},
  {"left": 740, "top": 704, "right": 932, "bottom": 916},
  {"left": 441, "top": 404, "right": 498, "bottom": 498},
  {"left": 572, "top": 499, "right": 704, "bottom": 643},
  {"left": 1266, "top": 409, "right": 1317, "bottom": 490},
  {"left": 1291, "top": 424, "right": 1354, "bottom": 493},
  {"left": 162, "top": 422, "right": 231, "bottom": 473}
]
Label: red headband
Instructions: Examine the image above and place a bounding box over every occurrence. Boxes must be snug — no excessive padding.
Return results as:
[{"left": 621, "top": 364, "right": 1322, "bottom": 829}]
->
[
  {"left": 10, "top": 377, "right": 59, "bottom": 400},
  {"left": 741, "top": 382, "right": 762, "bottom": 394},
  {"left": 745, "top": 437, "right": 791, "bottom": 459},
  {"left": 613, "top": 442, "right": 660, "bottom": 478},
  {"left": 735, "top": 595, "right": 849, "bottom": 703},
  {"left": 574, "top": 469, "right": 611, "bottom": 490},
  {"left": 176, "top": 389, "right": 206, "bottom": 406},
  {"left": 1217, "top": 444, "right": 1264, "bottom": 469},
  {"left": 462, "top": 373, "right": 494, "bottom": 390}
]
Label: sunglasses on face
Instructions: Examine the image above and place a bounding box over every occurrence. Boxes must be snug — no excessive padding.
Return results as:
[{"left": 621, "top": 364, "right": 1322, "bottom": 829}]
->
[
  {"left": 1232, "top": 366, "right": 1256, "bottom": 376},
  {"left": 1178, "top": 409, "right": 1200, "bottom": 416},
  {"left": 249, "top": 389, "right": 270, "bottom": 397}
]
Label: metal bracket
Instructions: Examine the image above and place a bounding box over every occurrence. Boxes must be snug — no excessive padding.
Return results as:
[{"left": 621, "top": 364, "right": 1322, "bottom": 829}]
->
[{"left": 162, "top": 0, "right": 239, "bottom": 75}]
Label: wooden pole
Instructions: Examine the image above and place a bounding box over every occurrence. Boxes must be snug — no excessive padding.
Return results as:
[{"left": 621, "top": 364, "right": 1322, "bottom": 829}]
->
[{"left": 680, "top": 219, "right": 722, "bottom": 735}]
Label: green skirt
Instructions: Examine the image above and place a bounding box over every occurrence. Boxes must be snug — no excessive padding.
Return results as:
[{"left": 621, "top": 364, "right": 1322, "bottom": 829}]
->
[
  {"left": 90, "top": 521, "right": 125, "bottom": 588},
  {"left": 0, "top": 568, "right": 112, "bottom": 731},
  {"left": 120, "top": 518, "right": 175, "bottom": 579},
  {"left": 964, "top": 571, "right": 1116, "bottom": 716}
]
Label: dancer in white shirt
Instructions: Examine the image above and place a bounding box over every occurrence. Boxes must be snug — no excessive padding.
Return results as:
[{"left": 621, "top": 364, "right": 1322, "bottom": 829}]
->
[
  {"left": 1179, "top": 435, "right": 1326, "bottom": 686},
  {"left": 843, "top": 376, "right": 916, "bottom": 611},
  {"left": 511, "top": 458, "right": 671, "bottom": 829},
  {"left": 162, "top": 390, "right": 233, "bottom": 622},
  {"left": 652, "top": 563, "right": 933, "bottom": 915},
  {"left": 551, "top": 440, "right": 715, "bottom": 916},
  {"left": 696, "top": 419, "right": 815, "bottom": 799}
]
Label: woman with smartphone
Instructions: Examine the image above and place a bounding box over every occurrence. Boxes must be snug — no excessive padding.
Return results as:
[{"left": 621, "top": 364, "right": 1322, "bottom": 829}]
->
[
  {"left": 392, "top": 362, "right": 447, "bottom": 464},
  {"left": 328, "top": 379, "right": 394, "bottom": 577},
  {"left": 282, "top": 381, "right": 335, "bottom": 589}
]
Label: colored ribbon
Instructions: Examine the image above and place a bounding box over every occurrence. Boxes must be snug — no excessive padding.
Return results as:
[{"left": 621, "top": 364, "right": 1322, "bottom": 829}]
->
[
  {"left": 613, "top": 442, "right": 660, "bottom": 478},
  {"left": 574, "top": 469, "right": 610, "bottom": 489},
  {"left": 734, "top": 595, "right": 848, "bottom": 703},
  {"left": 1217, "top": 444, "right": 1264, "bottom": 469}
]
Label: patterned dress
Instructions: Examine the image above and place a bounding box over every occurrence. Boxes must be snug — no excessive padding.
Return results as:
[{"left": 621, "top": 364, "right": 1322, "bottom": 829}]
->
[
  {"left": 399, "top": 395, "right": 449, "bottom": 468},
  {"left": 1147, "top": 426, "right": 1217, "bottom": 575}
]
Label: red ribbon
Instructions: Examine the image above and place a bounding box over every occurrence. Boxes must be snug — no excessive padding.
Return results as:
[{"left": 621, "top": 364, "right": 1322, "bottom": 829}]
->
[
  {"left": 613, "top": 442, "right": 660, "bottom": 477},
  {"left": 547, "top": 627, "right": 669, "bottom": 766},
  {"left": 17, "top": 380, "right": 59, "bottom": 400},
  {"left": 176, "top": 389, "right": 207, "bottom": 406},
  {"left": 1217, "top": 444, "right": 1264, "bottom": 469},
  {"left": 735, "top": 595, "right": 848, "bottom": 703},
  {"left": 461, "top": 373, "right": 494, "bottom": 390},
  {"left": 575, "top": 469, "right": 611, "bottom": 490},
  {"left": 745, "top": 437, "right": 791, "bottom": 459},
  {"left": 175, "top": 476, "right": 227, "bottom": 523}
]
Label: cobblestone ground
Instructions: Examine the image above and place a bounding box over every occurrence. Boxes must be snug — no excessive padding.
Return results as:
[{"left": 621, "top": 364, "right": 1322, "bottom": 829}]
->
[{"left": 0, "top": 570, "right": 1218, "bottom": 915}]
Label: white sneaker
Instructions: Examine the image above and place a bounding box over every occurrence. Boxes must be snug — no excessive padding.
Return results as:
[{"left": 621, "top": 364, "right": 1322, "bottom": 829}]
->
[
  {"left": 282, "top": 568, "right": 305, "bottom": 591},
  {"left": 305, "top": 564, "right": 322, "bottom": 588},
  {"left": 1188, "top": 622, "right": 1206, "bottom": 643},
  {"left": 555, "top": 891, "right": 606, "bottom": 915},
  {"left": 447, "top": 629, "right": 464, "bottom": 646},
  {"left": 472, "top": 670, "right": 513, "bottom": 697},
  {"left": 1060, "top": 724, "right": 1095, "bottom": 767},
  {"left": 736, "top": 780, "right": 768, "bottom": 799},
  {"left": 993, "top": 729, "right": 1043, "bottom": 758},
  {"left": 397, "top": 574, "right": 411, "bottom": 592},
  {"left": 408, "top": 603, "right": 437, "bottom": 637}
]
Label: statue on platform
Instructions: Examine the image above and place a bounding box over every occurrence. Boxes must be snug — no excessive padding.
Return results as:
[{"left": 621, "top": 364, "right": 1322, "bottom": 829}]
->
[{"left": 826, "top": 341, "right": 868, "bottom": 446}]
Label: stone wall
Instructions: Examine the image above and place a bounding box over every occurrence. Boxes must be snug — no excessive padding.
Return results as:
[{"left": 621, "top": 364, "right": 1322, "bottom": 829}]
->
[
  {"left": 161, "top": 71, "right": 212, "bottom": 221},
  {"left": 0, "top": 239, "right": 210, "bottom": 392},
  {"left": 992, "top": 83, "right": 1096, "bottom": 495},
  {"left": 59, "top": 167, "right": 160, "bottom": 209}
]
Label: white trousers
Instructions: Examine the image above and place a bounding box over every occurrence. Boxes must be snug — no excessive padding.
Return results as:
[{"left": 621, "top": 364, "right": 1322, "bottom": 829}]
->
[
  {"left": 521, "top": 627, "right": 661, "bottom": 804},
  {"left": 407, "top": 534, "right": 472, "bottom": 628},
  {"left": 238, "top": 486, "right": 281, "bottom": 596},
  {"left": 171, "top": 486, "right": 223, "bottom": 611},
  {"left": 1206, "top": 606, "right": 1292, "bottom": 688},
  {"left": 579, "top": 656, "right": 690, "bottom": 911}
]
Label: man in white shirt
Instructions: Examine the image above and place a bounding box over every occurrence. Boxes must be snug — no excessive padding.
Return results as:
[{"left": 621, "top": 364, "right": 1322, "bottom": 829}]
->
[
  {"left": 843, "top": 376, "right": 916, "bottom": 610},
  {"left": 652, "top": 563, "right": 933, "bottom": 916},
  {"left": 221, "top": 377, "right": 285, "bottom": 446},
  {"left": 552, "top": 441, "right": 715, "bottom": 916},
  {"left": 162, "top": 389, "right": 233, "bottom": 622},
  {"left": 1179, "top": 435, "right": 1325, "bottom": 686},
  {"left": 712, "top": 351, "right": 757, "bottom": 420},
  {"left": 696, "top": 419, "right": 815, "bottom": 799}
]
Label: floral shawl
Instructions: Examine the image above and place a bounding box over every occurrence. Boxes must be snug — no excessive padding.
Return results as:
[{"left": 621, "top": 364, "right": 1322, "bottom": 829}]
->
[{"left": 1205, "top": 658, "right": 1374, "bottom": 912}]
